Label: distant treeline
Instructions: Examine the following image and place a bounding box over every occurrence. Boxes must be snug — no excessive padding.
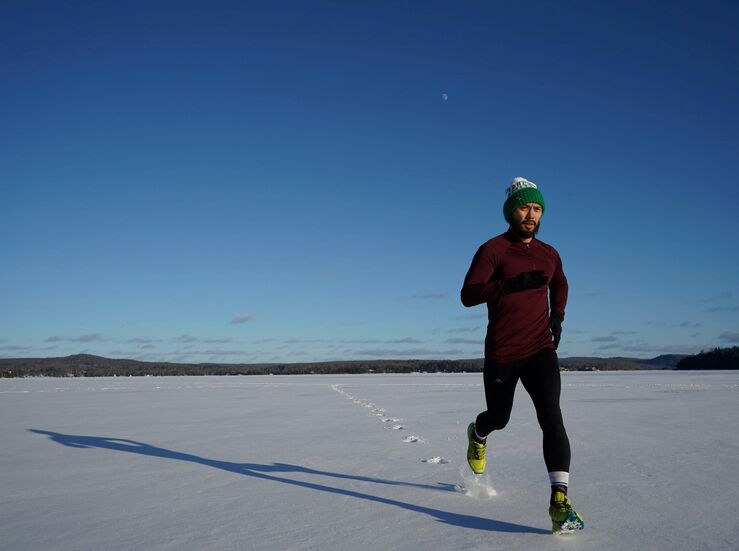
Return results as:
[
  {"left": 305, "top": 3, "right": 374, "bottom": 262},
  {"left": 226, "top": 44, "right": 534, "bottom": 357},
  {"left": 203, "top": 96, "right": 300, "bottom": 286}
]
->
[
  {"left": 675, "top": 347, "right": 739, "bottom": 370},
  {"left": 1, "top": 348, "right": 735, "bottom": 378},
  {"left": 0, "top": 355, "right": 485, "bottom": 378}
]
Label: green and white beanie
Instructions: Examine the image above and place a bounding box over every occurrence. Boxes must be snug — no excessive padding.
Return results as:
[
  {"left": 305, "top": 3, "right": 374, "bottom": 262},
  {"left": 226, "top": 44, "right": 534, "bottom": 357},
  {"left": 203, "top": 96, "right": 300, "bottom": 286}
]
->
[{"left": 503, "top": 176, "right": 546, "bottom": 222}]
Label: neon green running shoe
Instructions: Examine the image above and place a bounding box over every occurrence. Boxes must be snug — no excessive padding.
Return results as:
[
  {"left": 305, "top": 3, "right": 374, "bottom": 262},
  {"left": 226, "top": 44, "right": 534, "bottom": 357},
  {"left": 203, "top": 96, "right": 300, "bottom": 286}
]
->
[
  {"left": 549, "top": 490, "right": 584, "bottom": 534},
  {"left": 466, "top": 423, "right": 486, "bottom": 474}
]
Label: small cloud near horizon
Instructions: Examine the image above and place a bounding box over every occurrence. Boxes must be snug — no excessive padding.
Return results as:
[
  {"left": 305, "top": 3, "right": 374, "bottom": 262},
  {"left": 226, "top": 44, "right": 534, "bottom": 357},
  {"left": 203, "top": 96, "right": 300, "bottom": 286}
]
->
[
  {"left": 453, "top": 313, "right": 486, "bottom": 320},
  {"left": 704, "top": 305, "right": 739, "bottom": 313},
  {"left": 718, "top": 332, "right": 739, "bottom": 343},
  {"left": 231, "top": 314, "right": 255, "bottom": 324},
  {"left": 73, "top": 334, "right": 109, "bottom": 343},
  {"left": 620, "top": 342, "right": 696, "bottom": 354},
  {"left": 45, "top": 334, "right": 110, "bottom": 343},
  {"left": 201, "top": 349, "right": 248, "bottom": 356},
  {"left": 333, "top": 337, "right": 424, "bottom": 344},
  {"left": 699, "top": 291, "right": 732, "bottom": 303},
  {"left": 413, "top": 293, "right": 447, "bottom": 300},
  {"left": 446, "top": 327, "right": 482, "bottom": 334},
  {"left": 454, "top": 312, "right": 488, "bottom": 321},
  {"left": 352, "top": 348, "right": 463, "bottom": 357},
  {"left": 445, "top": 338, "right": 481, "bottom": 345},
  {"left": 0, "top": 345, "right": 33, "bottom": 351},
  {"left": 311, "top": 272, "right": 335, "bottom": 284}
]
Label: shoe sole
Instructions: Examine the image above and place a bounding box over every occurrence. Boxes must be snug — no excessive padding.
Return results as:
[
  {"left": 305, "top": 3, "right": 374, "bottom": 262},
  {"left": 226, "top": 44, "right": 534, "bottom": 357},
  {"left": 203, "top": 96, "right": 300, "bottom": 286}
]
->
[{"left": 552, "top": 513, "right": 584, "bottom": 534}]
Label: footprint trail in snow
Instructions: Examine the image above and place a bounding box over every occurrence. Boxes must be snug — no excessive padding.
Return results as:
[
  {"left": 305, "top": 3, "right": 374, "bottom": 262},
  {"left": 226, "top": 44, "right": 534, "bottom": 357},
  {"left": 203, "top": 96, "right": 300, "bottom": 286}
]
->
[
  {"left": 330, "top": 384, "right": 448, "bottom": 465},
  {"left": 330, "top": 384, "right": 498, "bottom": 494}
]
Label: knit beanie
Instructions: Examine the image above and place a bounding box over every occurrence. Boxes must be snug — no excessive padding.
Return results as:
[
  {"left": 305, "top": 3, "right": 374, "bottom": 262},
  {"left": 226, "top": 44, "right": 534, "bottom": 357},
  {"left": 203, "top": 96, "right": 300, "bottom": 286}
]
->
[{"left": 503, "top": 176, "right": 546, "bottom": 223}]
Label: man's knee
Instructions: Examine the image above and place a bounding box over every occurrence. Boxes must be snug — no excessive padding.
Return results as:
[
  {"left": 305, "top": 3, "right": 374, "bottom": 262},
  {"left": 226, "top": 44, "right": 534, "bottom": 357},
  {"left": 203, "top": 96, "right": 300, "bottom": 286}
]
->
[
  {"left": 489, "top": 411, "right": 512, "bottom": 431},
  {"left": 476, "top": 410, "right": 511, "bottom": 433},
  {"left": 536, "top": 407, "right": 565, "bottom": 433}
]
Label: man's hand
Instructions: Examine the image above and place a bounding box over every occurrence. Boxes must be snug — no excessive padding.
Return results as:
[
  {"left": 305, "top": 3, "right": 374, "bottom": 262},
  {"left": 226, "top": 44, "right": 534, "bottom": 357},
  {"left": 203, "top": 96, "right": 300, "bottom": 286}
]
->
[
  {"left": 550, "top": 313, "right": 564, "bottom": 349},
  {"left": 503, "top": 270, "right": 548, "bottom": 294}
]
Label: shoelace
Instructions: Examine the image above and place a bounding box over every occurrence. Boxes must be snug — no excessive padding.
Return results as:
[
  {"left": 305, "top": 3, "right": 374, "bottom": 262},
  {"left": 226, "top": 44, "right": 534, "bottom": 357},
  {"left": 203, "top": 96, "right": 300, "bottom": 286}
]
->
[
  {"left": 470, "top": 441, "right": 485, "bottom": 459},
  {"left": 551, "top": 498, "right": 572, "bottom": 513}
]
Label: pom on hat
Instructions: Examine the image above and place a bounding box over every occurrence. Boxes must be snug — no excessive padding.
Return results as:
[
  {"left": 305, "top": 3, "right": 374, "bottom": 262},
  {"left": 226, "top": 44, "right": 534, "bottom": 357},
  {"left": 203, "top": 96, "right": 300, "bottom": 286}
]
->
[{"left": 503, "top": 176, "right": 546, "bottom": 222}]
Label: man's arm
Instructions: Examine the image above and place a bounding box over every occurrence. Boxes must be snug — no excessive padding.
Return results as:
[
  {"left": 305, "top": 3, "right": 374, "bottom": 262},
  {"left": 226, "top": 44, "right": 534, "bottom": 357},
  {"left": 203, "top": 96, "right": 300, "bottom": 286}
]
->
[
  {"left": 460, "top": 245, "right": 501, "bottom": 307},
  {"left": 548, "top": 250, "right": 568, "bottom": 349},
  {"left": 548, "top": 250, "right": 568, "bottom": 318}
]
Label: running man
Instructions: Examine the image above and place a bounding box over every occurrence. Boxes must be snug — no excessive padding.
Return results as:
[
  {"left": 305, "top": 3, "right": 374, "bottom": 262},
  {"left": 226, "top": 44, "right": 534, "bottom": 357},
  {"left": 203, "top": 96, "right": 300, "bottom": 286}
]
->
[{"left": 460, "top": 176, "right": 584, "bottom": 533}]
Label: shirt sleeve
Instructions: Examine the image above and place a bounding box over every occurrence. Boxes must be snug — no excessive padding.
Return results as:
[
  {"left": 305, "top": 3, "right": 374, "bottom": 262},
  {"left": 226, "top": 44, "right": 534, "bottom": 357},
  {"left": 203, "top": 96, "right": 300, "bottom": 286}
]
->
[
  {"left": 548, "top": 249, "right": 568, "bottom": 318},
  {"left": 460, "top": 244, "right": 502, "bottom": 307}
]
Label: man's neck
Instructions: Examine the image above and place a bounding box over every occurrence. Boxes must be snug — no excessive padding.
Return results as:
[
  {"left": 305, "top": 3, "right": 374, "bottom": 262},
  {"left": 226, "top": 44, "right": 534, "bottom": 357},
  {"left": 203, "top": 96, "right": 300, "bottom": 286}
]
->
[{"left": 509, "top": 227, "right": 534, "bottom": 244}]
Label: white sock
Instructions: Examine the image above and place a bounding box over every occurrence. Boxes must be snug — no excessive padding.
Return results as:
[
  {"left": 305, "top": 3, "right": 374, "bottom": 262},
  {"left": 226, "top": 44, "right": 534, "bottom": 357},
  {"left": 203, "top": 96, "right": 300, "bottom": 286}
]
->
[
  {"left": 548, "top": 471, "right": 569, "bottom": 488},
  {"left": 474, "top": 427, "right": 487, "bottom": 442}
]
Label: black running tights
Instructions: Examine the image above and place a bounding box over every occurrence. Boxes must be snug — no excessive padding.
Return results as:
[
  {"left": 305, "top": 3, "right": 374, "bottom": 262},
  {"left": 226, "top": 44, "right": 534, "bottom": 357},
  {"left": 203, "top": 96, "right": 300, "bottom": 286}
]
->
[{"left": 475, "top": 347, "right": 571, "bottom": 472}]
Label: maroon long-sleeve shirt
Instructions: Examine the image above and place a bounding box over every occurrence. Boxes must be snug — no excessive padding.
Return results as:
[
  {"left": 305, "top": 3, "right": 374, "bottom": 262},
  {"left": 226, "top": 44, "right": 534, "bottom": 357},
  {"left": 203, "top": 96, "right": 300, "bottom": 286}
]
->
[{"left": 461, "top": 230, "right": 568, "bottom": 364}]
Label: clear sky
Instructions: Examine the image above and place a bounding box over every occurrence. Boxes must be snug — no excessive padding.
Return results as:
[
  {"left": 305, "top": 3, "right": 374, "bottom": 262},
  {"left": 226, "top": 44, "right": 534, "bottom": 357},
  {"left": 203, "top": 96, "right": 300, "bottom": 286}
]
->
[{"left": 2, "top": 1, "right": 738, "bottom": 364}]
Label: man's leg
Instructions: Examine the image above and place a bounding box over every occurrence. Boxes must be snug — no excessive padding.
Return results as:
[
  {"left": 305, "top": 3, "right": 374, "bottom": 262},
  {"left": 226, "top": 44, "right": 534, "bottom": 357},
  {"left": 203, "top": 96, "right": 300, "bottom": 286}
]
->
[
  {"left": 519, "top": 347, "right": 570, "bottom": 475},
  {"left": 520, "top": 348, "right": 583, "bottom": 532},
  {"left": 476, "top": 359, "right": 520, "bottom": 436},
  {"left": 466, "top": 359, "right": 520, "bottom": 474}
]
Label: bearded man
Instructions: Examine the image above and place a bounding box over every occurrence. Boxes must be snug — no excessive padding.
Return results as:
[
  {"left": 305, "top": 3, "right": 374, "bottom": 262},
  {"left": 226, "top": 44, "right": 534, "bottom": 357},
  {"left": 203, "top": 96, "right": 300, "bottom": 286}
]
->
[{"left": 460, "top": 176, "right": 584, "bottom": 533}]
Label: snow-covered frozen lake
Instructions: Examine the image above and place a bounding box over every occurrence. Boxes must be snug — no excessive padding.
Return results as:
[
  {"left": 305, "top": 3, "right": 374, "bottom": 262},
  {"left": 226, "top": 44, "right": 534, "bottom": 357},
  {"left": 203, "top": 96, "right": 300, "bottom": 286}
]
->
[{"left": 2, "top": 371, "right": 738, "bottom": 550}]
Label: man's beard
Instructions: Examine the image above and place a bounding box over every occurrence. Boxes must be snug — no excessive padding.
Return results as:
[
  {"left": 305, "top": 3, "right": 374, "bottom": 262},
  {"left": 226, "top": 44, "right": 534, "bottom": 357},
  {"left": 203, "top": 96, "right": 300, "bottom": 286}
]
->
[{"left": 511, "top": 219, "right": 540, "bottom": 239}]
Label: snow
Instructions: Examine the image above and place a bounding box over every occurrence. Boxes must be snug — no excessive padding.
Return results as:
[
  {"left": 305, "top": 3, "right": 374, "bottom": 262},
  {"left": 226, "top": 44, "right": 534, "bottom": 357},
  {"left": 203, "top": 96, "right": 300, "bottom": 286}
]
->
[{"left": 1, "top": 371, "right": 738, "bottom": 550}]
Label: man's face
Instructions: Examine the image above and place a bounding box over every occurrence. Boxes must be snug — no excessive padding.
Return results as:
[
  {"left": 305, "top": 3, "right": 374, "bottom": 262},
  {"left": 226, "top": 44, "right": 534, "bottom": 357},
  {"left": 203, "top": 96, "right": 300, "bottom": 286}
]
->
[{"left": 510, "top": 202, "right": 542, "bottom": 238}]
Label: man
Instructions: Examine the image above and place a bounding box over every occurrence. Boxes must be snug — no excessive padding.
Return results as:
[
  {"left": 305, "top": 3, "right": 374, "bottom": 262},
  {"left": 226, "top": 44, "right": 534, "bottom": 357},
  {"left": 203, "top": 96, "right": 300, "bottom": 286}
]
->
[{"left": 460, "top": 176, "right": 584, "bottom": 533}]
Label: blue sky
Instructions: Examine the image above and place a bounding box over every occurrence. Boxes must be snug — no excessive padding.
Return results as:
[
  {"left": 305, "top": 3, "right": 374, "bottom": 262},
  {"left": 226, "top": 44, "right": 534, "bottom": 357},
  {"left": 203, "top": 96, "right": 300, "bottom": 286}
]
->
[{"left": 2, "top": 1, "right": 738, "bottom": 363}]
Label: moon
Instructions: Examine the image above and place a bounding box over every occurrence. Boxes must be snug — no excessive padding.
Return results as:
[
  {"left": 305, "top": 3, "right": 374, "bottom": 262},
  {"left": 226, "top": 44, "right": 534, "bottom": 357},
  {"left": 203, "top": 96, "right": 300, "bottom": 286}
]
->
[{"left": 441, "top": 93, "right": 448, "bottom": 101}]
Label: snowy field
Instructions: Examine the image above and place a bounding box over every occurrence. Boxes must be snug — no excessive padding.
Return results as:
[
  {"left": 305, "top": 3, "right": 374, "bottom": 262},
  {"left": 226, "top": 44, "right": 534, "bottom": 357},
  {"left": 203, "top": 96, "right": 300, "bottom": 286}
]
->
[{"left": 1, "top": 371, "right": 738, "bottom": 550}]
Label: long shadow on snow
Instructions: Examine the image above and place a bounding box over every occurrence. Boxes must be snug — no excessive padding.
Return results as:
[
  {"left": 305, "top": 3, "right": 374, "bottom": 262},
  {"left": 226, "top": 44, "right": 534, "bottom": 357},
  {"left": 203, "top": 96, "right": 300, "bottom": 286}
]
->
[{"left": 30, "top": 429, "right": 549, "bottom": 534}]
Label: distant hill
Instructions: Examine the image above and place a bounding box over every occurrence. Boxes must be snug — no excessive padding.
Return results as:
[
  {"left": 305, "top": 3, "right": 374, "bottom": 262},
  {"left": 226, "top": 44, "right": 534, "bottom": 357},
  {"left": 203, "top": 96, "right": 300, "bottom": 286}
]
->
[
  {"left": 676, "top": 347, "right": 739, "bottom": 370},
  {"left": 635, "top": 354, "right": 689, "bottom": 368},
  {"left": 0, "top": 352, "right": 689, "bottom": 378}
]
